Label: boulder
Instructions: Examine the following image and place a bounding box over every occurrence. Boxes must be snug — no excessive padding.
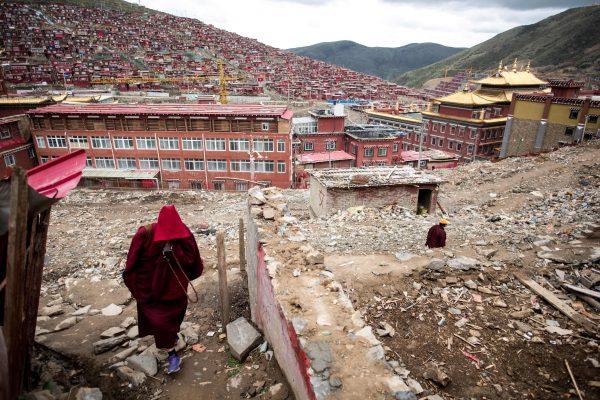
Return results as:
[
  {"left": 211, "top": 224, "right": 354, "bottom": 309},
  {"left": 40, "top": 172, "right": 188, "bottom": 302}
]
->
[
  {"left": 74, "top": 387, "right": 102, "bottom": 400},
  {"left": 54, "top": 317, "right": 78, "bottom": 331},
  {"left": 101, "top": 327, "right": 125, "bottom": 338},
  {"left": 226, "top": 317, "right": 262, "bottom": 361},
  {"left": 115, "top": 366, "right": 146, "bottom": 387},
  {"left": 39, "top": 305, "right": 63, "bottom": 317},
  {"left": 120, "top": 317, "right": 136, "bottom": 328},
  {"left": 264, "top": 383, "right": 289, "bottom": 400},
  {"left": 93, "top": 335, "right": 128, "bottom": 355},
  {"left": 126, "top": 354, "right": 158, "bottom": 376},
  {"left": 126, "top": 326, "right": 139, "bottom": 339},
  {"left": 355, "top": 326, "right": 379, "bottom": 346},
  {"left": 109, "top": 346, "right": 138, "bottom": 364},
  {"left": 447, "top": 256, "right": 479, "bottom": 271},
  {"left": 101, "top": 304, "right": 122, "bottom": 316}
]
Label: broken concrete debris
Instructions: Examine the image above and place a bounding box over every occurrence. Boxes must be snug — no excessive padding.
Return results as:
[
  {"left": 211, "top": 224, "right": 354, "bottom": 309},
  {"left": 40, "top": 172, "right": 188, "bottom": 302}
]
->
[
  {"left": 226, "top": 317, "right": 262, "bottom": 361},
  {"left": 125, "top": 354, "right": 158, "bottom": 376},
  {"left": 29, "top": 143, "right": 599, "bottom": 399}
]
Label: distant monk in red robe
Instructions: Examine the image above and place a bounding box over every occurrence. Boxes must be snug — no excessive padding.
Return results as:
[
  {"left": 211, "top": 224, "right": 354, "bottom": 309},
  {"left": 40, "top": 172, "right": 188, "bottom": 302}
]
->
[
  {"left": 123, "top": 205, "right": 203, "bottom": 374},
  {"left": 426, "top": 218, "right": 448, "bottom": 248}
]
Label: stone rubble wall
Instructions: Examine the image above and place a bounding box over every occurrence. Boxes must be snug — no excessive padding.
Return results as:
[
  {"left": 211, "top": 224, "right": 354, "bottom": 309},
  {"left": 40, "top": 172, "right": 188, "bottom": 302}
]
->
[{"left": 245, "top": 186, "right": 412, "bottom": 400}]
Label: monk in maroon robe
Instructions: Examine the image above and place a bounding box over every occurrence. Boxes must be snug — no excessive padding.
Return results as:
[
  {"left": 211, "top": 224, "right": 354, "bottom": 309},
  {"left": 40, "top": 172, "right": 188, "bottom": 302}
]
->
[
  {"left": 426, "top": 219, "right": 448, "bottom": 248},
  {"left": 123, "top": 205, "right": 203, "bottom": 374}
]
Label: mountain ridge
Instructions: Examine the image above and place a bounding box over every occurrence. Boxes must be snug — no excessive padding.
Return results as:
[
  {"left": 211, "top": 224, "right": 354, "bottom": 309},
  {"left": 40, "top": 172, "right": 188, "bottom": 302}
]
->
[
  {"left": 289, "top": 40, "right": 464, "bottom": 80},
  {"left": 395, "top": 5, "right": 600, "bottom": 87}
]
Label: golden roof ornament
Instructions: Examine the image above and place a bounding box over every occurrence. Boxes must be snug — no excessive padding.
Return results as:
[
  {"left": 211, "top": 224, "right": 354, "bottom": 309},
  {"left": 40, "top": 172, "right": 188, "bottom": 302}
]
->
[
  {"left": 512, "top": 58, "right": 518, "bottom": 72},
  {"left": 526, "top": 60, "right": 531, "bottom": 72},
  {"left": 497, "top": 60, "right": 503, "bottom": 75}
]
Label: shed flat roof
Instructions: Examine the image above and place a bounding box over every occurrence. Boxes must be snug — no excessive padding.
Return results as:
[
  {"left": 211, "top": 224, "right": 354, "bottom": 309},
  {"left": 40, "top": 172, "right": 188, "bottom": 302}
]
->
[
  {"left": 297, "top": 151, "right": 355, "bottom": 164},
  {"left": 309, "top": 166, "right": 444, "bottom": 188},
  {"left": 81, "top": 168, "right": 159, "bottom": 180},
  {"left": 28, "top": 103, "right": 293, "bottom": 119},
  {"left": 401, "top": 150, "right": 458, "bottom": 162}
]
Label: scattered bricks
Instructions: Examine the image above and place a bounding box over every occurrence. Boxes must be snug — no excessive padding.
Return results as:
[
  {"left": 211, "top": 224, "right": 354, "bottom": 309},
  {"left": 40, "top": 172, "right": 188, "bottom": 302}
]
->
[
  {"left": 93, "top": 335, "right": 128, "bottom": 355},
  {"left": 226, "top": 317, "right": 262, "bottom": 361},
  {"left": 304, "top": 341, "right": 333, "bottom": 373}
]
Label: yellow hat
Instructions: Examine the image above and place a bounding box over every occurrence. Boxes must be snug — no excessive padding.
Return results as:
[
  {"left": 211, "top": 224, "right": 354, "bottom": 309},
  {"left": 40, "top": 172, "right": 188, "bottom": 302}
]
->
[{"left": 439, "top": 218, "right": 449, "bottom": 225}]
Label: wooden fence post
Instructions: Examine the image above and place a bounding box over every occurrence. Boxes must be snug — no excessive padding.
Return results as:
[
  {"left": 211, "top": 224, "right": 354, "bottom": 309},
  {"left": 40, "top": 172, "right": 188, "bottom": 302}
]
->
[
  {"left": 238, "top": 217, "right": 246, "bottom": 272},
  {"left": 24, "top": 209, "right": 51, "bottom": 379},
  {"left": 4, "top": 168, "right": 29, "bottom": 399},
  {"left": 216, "top": 230, "right": 230, "bottom": 326}
]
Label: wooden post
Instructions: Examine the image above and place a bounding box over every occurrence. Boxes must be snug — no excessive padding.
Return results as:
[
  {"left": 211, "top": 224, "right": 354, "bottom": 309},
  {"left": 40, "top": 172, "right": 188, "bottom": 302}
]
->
[
  {"left": 216, "top": 230, "right": 230, "bottom": 326},
  {"left": 238, "top": 217, "right": 246, "bottom": 272},
  {"left": 23, "top": 209, "right": 51, "bottom": 380},
  {"left": 4, "top": 168, "right": 29, "bottom": 399}
]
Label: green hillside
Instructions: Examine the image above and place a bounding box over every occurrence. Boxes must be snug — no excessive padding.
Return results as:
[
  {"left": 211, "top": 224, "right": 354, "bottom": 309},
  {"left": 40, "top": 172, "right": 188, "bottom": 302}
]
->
[
  {"left": 289, "top": 41, "right": 464, "bottom": 80},
  {"left": 396, "top": 5, "right": 600, "bottom": 88}
]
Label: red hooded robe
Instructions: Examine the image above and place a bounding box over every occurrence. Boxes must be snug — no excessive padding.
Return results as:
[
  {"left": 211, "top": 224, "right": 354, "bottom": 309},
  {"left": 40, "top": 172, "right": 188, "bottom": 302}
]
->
[
  {"left": 123, "top": 205, "right": 203, "bottom": 348},
  {"left": 426, "top": 224, "right": 446, "bottom": 248}
]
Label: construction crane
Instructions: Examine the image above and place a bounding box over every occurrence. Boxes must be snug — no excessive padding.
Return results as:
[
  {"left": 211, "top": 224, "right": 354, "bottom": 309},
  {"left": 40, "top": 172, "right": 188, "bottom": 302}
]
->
[{"left": 89, "top": 60, "right": 242, "bottom": 104}]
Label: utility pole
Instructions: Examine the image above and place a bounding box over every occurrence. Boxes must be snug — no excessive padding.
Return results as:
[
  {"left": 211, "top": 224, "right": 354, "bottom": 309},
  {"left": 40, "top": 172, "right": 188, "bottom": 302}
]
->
[{"left": 418, "top": 120, "right": 425, "bottom": 169}]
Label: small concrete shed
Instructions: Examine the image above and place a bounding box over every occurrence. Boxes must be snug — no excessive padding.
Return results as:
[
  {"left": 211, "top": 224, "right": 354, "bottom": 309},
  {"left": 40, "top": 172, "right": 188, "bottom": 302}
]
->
[{"left": 308, "top": 166, "right": 444, "bottom": 217}]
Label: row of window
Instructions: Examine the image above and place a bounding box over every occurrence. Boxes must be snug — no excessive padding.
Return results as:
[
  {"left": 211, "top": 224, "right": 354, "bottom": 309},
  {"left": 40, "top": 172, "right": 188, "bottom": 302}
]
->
[
  {"left": 348, "top": 143, "right": 400, "bottom": 157},
  {"left": 32, "top": 116, "right": 274, "bottom": 133},
  {"left": 36, "top": 135, "right": 286, "bottom": 152},
  {"left": 41, "top": 156, "right": 287, "bottom": 173},
  {"left": 430, "top": 122, "right": 478, "bottom": 139}
]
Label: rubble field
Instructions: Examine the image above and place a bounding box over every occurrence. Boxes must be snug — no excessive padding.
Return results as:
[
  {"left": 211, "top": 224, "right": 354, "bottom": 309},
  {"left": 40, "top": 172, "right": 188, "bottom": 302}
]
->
[
  {"left": 29, "top": 142, "right": 599, "bottom": 400},
  {"left": 286, "top": 142, "right": 599, "bottom": 399},
  {"left": 32, "top": 190, "right": 293, "bottom": 400}
]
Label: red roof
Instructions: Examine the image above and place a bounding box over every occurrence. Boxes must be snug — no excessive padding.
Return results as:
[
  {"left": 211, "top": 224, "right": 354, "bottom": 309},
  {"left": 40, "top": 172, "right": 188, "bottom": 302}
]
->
[
  {"left": 27, "top": 149, "right": 86, "bottom": 198},
  {"left": 298, "top": 151, "right": 355, "bottom": 164},
  {"left": 28, "top": 103, "right": 292, "bottom": 118}
]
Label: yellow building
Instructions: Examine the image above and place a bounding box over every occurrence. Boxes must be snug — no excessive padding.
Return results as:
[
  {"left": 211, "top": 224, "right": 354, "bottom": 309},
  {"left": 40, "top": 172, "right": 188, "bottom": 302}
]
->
[{"left": 500, "top": 79, "right": 599, "bottom": 157}]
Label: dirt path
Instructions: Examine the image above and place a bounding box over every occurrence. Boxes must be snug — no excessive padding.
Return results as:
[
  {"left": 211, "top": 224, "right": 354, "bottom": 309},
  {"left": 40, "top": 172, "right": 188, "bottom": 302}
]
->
[{"left": 33, "top": 190, "right": 293, "bottom": 400}]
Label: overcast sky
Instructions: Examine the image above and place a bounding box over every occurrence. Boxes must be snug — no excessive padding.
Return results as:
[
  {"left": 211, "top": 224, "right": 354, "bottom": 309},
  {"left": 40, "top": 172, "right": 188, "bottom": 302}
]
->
[{"left": 131, "top": 0, "right": 595, "bottom": 49}]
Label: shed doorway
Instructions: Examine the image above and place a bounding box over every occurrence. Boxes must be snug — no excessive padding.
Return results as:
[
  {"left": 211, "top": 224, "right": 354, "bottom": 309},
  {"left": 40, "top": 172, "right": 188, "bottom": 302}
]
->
[{"left": 417, "top": 188, "right": 432, "bottom": 214}]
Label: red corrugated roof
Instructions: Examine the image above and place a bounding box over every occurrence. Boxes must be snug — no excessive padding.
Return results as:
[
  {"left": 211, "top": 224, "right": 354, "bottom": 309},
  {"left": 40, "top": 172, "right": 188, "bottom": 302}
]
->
[
  {"left": 298, "top": 151, "right": 355, "bottom": 164},
  {"left": 27, "top": 149, "right": 86, "bottom": 198},
  {"left": 28, "top": 103, "right": 291, "bottom": 118}
]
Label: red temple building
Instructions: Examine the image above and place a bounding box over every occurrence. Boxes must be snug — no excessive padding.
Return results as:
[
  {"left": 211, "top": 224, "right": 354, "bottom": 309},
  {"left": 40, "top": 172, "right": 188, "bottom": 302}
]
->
[
  {"left": 28, "top": 103, "right": 293, "bottom": 190},
  {"left": 420, "top": 61, "right": 548, "bottom": 161}
]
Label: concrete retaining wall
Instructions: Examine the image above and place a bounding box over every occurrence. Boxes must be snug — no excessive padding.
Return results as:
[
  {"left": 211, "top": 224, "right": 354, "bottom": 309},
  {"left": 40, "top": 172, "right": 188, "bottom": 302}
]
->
[{"left": 246, "top": 200, "right": 316, "bottom": 400}]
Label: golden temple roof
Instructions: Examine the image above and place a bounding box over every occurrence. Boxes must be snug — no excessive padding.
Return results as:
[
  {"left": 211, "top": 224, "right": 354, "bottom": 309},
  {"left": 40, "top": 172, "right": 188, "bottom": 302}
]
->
[
  {"left": 473, "top": 70, "right": 547, "bottom": 87},
  {"left": 435, "top": 89, "right": 513, "bottom": 106}
]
